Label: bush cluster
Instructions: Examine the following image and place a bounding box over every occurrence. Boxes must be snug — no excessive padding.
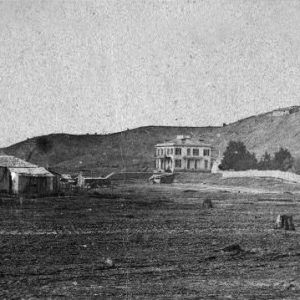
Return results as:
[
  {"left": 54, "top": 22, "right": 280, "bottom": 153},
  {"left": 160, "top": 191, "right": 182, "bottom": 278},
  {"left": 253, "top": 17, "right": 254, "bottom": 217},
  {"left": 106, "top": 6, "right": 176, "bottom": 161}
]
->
[{"left": 219, "top": 141, "right": 294, "bottom": 171}]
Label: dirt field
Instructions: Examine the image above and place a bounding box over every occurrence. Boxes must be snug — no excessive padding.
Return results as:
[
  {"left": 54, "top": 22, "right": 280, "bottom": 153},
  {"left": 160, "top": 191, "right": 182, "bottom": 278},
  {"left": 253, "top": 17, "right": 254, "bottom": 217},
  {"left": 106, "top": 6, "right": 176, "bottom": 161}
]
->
[{"left": 0, "top": 183, "right": 300, "bottom": 299}]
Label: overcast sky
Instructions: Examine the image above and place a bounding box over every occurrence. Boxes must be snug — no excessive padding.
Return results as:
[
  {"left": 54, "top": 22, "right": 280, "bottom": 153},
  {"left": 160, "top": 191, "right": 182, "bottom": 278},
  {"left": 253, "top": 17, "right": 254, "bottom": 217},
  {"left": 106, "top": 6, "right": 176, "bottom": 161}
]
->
[{"left": 0, "top": 0, "right": 299, "bottom": 147}]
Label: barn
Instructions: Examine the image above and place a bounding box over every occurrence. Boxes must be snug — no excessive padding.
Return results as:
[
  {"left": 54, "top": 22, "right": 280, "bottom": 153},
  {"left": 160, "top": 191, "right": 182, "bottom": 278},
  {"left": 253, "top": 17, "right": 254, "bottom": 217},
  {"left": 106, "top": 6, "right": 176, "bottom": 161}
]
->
[{"left": 0, "top": 155, "right": 55, "bottom": 195}]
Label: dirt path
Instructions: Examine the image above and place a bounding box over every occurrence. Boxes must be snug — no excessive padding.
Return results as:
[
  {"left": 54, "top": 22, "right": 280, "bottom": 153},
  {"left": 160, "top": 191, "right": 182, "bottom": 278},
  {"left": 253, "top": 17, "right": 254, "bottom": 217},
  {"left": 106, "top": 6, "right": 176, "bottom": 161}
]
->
[{"left": 144, "top": 182, "right": 299, "bottom": 195}]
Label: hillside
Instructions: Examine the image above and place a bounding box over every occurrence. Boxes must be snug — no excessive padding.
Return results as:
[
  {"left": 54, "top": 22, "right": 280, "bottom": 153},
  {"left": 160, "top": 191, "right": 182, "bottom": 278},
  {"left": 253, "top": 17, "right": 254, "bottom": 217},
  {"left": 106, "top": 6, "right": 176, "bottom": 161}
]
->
[{"left": 2, "top": 106, "right": 300, "bottom": 174}]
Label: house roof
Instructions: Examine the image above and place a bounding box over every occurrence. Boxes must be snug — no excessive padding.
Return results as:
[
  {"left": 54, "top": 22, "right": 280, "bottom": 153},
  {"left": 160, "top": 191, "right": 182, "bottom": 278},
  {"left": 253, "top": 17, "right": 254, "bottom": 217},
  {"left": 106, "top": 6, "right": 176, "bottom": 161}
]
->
[
  {"left": 0, "top": 155, "right": 38, "bottom": 168},
  {"left": 155, "top": 137, "right": 211, "bottom": 148},
  {"left": 9, "top": 167, "right": 54, "bottom": 177},
  {"left": 0, "top": 156, "right": 54, "bottom": 177}
]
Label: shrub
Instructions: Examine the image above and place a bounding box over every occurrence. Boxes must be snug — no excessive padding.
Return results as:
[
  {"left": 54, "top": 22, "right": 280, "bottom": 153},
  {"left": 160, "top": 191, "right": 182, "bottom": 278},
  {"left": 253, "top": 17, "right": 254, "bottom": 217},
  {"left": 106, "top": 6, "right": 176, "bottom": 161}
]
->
[
  {"left": 257, "top": 151, "right": 272, "bottom": 170},
  {"left": 220, "top": 141, "right": 257, "bottom": 170},
  {"left": 273, "top": 147, "right": 293, "bottom": 171},
  {"left": 292, "top": 157, "right": 300, "bottom": 174}
]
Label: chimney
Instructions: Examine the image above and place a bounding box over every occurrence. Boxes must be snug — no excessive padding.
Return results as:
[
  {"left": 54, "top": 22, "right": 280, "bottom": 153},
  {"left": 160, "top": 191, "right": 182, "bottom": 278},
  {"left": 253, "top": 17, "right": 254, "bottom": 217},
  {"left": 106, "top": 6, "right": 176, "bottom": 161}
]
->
[{"left": 176, "top": 135, "right": 191, "bottom": 140}]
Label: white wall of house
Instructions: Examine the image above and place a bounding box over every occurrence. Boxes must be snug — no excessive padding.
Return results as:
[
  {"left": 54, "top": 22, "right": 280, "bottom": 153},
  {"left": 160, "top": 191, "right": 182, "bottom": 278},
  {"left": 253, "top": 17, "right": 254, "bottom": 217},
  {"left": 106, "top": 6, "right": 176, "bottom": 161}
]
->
[
  {"left": 10, "top": 171, "right": 19, "bottom": 194},
  {"left": 155, "top": 145, "right": 212, "bottom": 172}
]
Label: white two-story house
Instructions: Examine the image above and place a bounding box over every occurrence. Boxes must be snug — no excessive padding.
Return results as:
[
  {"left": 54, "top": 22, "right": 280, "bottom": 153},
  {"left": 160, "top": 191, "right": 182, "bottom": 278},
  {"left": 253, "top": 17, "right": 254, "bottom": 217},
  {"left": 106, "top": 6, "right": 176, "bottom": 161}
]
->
[{"left": 154, "top": 135, "right": 213, "bottom": 173}]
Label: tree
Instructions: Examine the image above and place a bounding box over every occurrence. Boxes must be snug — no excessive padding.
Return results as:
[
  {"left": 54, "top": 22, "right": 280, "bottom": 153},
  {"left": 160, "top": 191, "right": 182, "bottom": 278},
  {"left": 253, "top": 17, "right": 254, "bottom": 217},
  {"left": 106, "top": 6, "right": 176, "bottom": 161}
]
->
[
  {"left": 27, "top": 136, "right": 53, "bottom": 161},
  {"left": 292, "top": 157, "right": 300, "bottom": 175},
  {"left": 257, "top": 151, "right": 272, "bottom": 170},
  {"left": 272, "top": 147, "right": 293, "bottom": 171},
  {"left": 219, "top": 141, "right": 257, "bottom": 171},
  {"left": 36, "top": 136, "right": 53, "bottom": 153}
]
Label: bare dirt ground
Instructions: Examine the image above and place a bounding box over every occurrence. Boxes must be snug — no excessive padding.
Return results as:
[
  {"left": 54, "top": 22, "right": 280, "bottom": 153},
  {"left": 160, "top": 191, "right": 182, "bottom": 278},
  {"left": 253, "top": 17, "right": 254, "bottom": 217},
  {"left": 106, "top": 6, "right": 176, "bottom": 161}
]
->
[{"left": 0, "top": 182, "right": 300, "bottom": 299}]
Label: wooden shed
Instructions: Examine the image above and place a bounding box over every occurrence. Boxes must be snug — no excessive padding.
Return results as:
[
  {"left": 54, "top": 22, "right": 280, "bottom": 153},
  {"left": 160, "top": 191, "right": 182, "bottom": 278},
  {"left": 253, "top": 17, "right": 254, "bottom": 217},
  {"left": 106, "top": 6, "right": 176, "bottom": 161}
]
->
[{"left": 0, "top": 155, "right": 55, "bottom": 195}]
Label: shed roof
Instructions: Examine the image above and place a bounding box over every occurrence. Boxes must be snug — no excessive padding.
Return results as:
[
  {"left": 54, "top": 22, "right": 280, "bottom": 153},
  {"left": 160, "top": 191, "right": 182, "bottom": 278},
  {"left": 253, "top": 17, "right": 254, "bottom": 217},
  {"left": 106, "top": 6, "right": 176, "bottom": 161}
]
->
[
  {"left": 9, "top": 167, "right": 54, "bottom": 177},
  {"left": 0, "top": 155, "right": 37, "bottom": 168}
]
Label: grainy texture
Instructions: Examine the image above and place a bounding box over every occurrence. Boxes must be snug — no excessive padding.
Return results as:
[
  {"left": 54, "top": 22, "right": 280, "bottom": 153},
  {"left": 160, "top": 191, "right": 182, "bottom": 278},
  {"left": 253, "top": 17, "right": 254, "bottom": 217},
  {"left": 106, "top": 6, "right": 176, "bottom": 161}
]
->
[
  {"left": 0, "top": 1, "right": 299, "bottom": 146},
  {"left": 1, "top": 1, "right": 299, "bottom": 298},
  {"left": 0, "top": 183, "right": 299, "bottom": 299},
  {"left": 4, "top": 107, "right": 300, "bottom": 173}
]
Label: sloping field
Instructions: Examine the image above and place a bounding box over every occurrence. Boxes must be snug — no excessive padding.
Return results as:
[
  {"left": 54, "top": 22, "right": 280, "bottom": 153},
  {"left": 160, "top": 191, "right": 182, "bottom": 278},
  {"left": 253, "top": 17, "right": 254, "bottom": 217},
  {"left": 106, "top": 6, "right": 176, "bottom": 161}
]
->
[
  {"left": 0, "top": 185, "right": 300, "bottom": 299},
  {"left": 2, "top": 106, "right": 300, "bottom": 173}
]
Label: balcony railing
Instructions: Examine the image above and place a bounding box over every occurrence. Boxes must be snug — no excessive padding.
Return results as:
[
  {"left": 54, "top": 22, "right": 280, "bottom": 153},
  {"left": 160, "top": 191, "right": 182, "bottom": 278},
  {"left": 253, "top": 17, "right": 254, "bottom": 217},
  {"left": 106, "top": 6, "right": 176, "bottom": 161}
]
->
[{"left": 155, "top": 153, "right": 173, "bottom": 158}]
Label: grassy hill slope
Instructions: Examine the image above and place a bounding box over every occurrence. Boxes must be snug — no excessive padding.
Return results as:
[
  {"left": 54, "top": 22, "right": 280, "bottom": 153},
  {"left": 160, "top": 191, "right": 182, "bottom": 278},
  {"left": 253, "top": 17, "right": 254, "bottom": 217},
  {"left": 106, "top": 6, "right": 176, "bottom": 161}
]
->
[{"left": 2, "top": 106, "right": 300, "bottom": 174}]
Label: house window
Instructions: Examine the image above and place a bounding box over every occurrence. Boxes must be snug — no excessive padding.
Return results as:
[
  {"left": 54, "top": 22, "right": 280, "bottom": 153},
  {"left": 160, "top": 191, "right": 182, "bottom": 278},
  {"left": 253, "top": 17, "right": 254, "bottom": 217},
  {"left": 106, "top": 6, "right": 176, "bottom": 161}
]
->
[
  {"left": 175, "top": 148, "right": 181, "bottom": 155},
  {"left": 193, "top": 148, "right": 199, "bottom": 156},
  {"left": 170, "top": 148, "right": 173, "bottom": 155},
  {"left": 187, "top": 148, "right": 191, "bottom": 156},
  {"left": 204, "top": 160, "right": 208, "bottom": 169},
  {"left": 175, "top": 159, "right": 182, "bottom": 168},
  {"left": 204, "top": 149, "right": 210, "bottom": 156},
  {"left": 167, "top": 148, "right": 170, "bottom": 155},
  {"left": 161, "top": 149, "right": 164, "bottom": 155}
]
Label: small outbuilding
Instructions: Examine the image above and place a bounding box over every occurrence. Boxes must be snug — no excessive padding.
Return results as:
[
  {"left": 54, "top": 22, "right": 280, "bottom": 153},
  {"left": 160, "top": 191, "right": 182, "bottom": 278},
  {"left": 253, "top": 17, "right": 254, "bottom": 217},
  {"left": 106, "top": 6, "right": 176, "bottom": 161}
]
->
[
  {"left": 77, "top": 172, "right": 114, "bottom": 188},
  {"left": 0, "top": 155, "right": 55, "bottom": 195},
  {"left": 48, "top": 169, "right": 77, "bottom": 192}
]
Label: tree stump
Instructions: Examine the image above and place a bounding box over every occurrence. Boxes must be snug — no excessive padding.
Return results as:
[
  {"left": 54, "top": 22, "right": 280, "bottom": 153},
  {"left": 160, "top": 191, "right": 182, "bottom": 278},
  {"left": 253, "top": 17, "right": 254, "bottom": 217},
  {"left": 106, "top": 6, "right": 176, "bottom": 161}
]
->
[
  {"left": 202, "top": 198, "right": 213, "bottom": 209},
  {"left": 275, "top": 214, "right": 295, "bottom": 231},
  {"left": 221, "top": 243, "right": 242, "bottom": 253}
]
